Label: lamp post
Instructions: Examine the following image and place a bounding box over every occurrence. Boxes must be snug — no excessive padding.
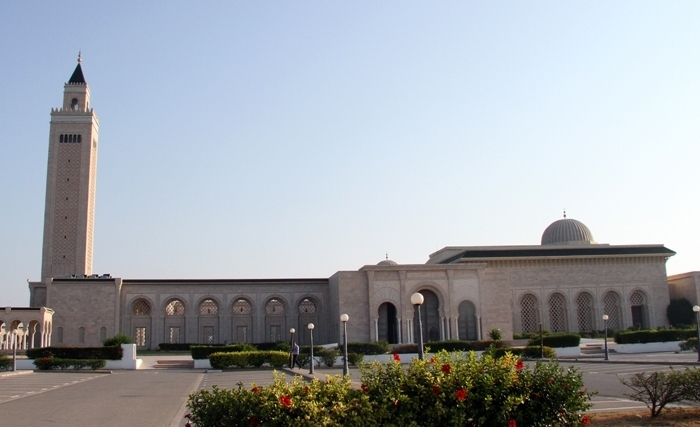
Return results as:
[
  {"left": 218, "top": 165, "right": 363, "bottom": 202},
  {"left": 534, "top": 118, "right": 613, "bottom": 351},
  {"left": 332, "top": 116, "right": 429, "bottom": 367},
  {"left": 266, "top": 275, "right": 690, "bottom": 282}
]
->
[
  {"left": 308, "top": 323, "right": 315, "bottom": 374},
  {"left": 340, "top": 314, "right": 349, "bottom": 376},
  {"left": 693, "top": 305, "right": 700, "bottom": 363},
  {"left": 411, "top": 292, "right": 425, "bottom": 360},
  {"left": 289, "top": 328, "right": 295, "bottom": 368},
  {"left": 12, "top": 330, "right": 17, "bottom": 372},
  {"left": 602, "top": 315, "right": 609, "bottom": 361}
]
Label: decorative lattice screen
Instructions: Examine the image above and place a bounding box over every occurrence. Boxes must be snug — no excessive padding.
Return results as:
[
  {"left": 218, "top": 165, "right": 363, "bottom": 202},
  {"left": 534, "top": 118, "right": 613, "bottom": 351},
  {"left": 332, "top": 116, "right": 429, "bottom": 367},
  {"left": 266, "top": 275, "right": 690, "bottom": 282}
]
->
[
  {"left": 548, "top": 293, "right": 567, "bottom": 332},
  {"left": 199, "top": 299, "right": 218, "bottom": 315},
  {"left": 135, "top": 327, "right": 146, "bottom": 346},
  {"left": 266, "top": 299, "right": 284, "bottom": 315},
  {"left": 132, "top": 299, "right": 151, "bottom": 316},
  {"left": 603, "top": 292, "right": 622, "bottom": 330},
  {"left": 169, "top": 326, "right": 180, "bottom": 343},
  {"left": 166, "top": 300, "right": 185, "bottom": 316},
  {"left": 298, "top": 298, "right": 317, "bottom": 314},
  {"left": 630, "top": 291, "right": 645, "bottom": 306},
  {"left": 202, "top": 326, "right": 214, "bottom": 344},
  {"left": 233, "top": 299, "right": 252, "bottom": 315},
  {"left": 520, "top": 294, "right": 540, "bottom": 333},
  {"left": 576, "top": 292, "right": 594, "bottom": 332}
]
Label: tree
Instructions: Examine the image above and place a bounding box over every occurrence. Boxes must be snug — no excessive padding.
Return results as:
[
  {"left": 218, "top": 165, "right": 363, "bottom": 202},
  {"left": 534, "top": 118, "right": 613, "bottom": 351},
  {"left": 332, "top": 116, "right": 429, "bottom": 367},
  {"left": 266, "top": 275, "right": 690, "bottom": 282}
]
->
[{"left": 667, "top": 298, "right": 694, "bottom": 327}]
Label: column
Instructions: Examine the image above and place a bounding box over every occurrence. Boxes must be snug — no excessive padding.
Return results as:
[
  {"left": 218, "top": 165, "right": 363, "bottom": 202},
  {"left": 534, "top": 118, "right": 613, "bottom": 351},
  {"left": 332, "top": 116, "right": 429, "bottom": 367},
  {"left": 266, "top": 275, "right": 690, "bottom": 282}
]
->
[
  {"left": 374, "top": 319, "right": 379, "bottom": 342},
  {"left": 397, "top": 317, "right": 402, "bottom": 344}
]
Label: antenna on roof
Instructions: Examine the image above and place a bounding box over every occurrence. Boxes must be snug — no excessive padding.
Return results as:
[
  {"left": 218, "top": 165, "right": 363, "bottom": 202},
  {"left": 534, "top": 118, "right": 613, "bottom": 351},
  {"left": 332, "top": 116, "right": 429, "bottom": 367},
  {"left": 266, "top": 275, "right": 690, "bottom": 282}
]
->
[{"left": 563, "top": 209, "right": 567, "bottom": 219}]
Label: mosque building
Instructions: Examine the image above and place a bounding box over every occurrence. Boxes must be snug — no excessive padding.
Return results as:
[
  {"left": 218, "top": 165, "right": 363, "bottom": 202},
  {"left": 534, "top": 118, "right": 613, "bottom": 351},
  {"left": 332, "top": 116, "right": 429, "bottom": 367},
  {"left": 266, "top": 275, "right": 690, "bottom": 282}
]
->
[{"left": 2, "top": 58, "right": 693, "bottom": 350}]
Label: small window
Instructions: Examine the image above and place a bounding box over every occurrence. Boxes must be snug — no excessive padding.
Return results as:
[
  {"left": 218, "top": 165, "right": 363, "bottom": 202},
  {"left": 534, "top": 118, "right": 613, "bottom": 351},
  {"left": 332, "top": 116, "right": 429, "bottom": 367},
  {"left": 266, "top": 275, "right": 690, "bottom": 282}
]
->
[
  {"left": 132, "top": 299, "right": 151, "bottom": 315},
  {"left": 169, "top": 327, "right": 180, "bottom": 344},
  {"left": 135, "top": 327, "right": 147, "bottom": 346},
  {"left": 199, "top": 299, "right": 218, "bottom": 315},
  {"left": 78, "top": 327, "right": 85, "bottom": 344},
  {"left": 71, "top": 98, "right": 79, "bottom": 110},
  {"left": 165, "top": 299, "right": 185, "bottom": 316}
]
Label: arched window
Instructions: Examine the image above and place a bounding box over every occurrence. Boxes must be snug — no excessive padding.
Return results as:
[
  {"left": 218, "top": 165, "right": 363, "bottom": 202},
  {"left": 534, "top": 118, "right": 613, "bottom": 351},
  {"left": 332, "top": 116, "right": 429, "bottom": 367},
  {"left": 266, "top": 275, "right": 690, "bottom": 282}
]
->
[
  {"left": 298, "top": 298, "right": 317, "bottom": 314},
  {"left": 414, "top": 290, "right": 441, "bottom": 342},
  {"left": 165, "top": 299, "right": 185, "bottom": 316},
  {"left": 71, "top": 98, "right": 79, "bottom": 110},
  {"left": 378, "top": 302, "right": 398, "bottom": 344},
  {"left": 520, "top": 294, "right": 540, "bottom": 333},
  {"left": 132, "top": 299, "right": 151, "bottom": 315},
  {"left": 576, "top": 292, "right": 594, "bottom": 332},
  {"left": 458, "top": 300, "right": 478, "bottom": 340},
  {"left": 199, "top": 299, "right": 218, "bottom": 315},
  {"left": 603, "top": 291, "right": 622, "bottom": 331},
  {"left": 630, "top": 291, "right": 648, "bottom": 329},
  {"left": 233, "top": 298, "right": 252, "bottom": 315},
  {"left": 266, "top": 299, "right": 284, "bottom": 315},
  {"left": 548, "top": 293, "right": 568, "bottom": 332}
]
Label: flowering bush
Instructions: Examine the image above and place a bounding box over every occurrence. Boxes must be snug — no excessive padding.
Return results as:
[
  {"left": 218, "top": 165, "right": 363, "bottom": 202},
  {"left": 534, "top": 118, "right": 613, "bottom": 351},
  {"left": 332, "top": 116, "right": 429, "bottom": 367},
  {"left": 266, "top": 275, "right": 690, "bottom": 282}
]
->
[{"left": 187, "top": 350, "right": 593, "bottom": 426}]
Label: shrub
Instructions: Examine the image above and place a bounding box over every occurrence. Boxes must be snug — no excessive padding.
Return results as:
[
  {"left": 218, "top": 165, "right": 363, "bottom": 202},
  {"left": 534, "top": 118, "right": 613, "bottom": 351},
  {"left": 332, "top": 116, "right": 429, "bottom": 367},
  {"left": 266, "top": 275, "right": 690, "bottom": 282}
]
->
[
  {"left": 188, "top": 350, "right": 594, "bottom": 426},
  {"left": 620, "top": 368, "right": 699, "bottom": 417},
  {"left": 208, "top": 351, "right": 289, "bottom": 369},
  {"left": 614, "top": 329, "right": 696, "bottom": 344},
  {"left": 103, "top": 333, "right": 134, "bottom": 347},
  {"left": 348, "top": 353, "right": 364, "bottom": 366},
  {"left": 667, "top": 298, "right": 695, "bottom": 327},
  {"left": 346, "top": 341, "right": 389, "bottom": 355},
  {"left": 191, "top": 344, "right": 257, "bottom": 360},
  {"left": 27, "top": 346, "right": 122, "bottom": 360},
  {"left": 158, "top": 343, "right": 228, "bottom": 351},
  {"left": 317, "top": 348, "right": 339, "bottom": 367},
  {"left": 428, "top": 340, "right": 505, "bottom": 352},
  {"left": 252, "top": 342, "right": 290, "bottom": 352},
  {"left": 488, "top": 328, "right": 502, "bottom": 341},
  {"left": 679, "top": 337, "right": 698, "bottom": 352},
  {"left": 527, "top": 333, "right": 581, "bottom": 348},
  {"left": 0, "top": 354, "right": 12, "bottom": 371},
  {"left": 494, "top": 346, "right": 556, "bottom": 359},
  {"left": 33, "top": 357, "right": 106, "bottom": 370},
  {"left": 268, "top": 351, "right": 289, "bottom": 368}
]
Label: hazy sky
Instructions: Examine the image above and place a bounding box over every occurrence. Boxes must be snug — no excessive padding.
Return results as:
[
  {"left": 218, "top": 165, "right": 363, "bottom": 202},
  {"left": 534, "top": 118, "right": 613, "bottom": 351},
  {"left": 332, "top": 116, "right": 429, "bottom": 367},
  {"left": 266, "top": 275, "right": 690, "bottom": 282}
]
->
[{"left": 1, "top": 2, "right": 699, "bottom": 307}]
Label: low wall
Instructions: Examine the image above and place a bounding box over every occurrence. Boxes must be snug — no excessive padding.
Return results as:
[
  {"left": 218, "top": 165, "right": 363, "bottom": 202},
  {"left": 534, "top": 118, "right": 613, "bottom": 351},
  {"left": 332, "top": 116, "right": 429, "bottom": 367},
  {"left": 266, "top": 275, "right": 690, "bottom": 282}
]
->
[
  {"left": 553, "top": 346, "right": 580, "bottom": 358},
  {"left": 13, "top": 344, "right": 142, "bottom": 370},
  {"left": 612, "top": 341, "right": 683, "bottom": 353}
]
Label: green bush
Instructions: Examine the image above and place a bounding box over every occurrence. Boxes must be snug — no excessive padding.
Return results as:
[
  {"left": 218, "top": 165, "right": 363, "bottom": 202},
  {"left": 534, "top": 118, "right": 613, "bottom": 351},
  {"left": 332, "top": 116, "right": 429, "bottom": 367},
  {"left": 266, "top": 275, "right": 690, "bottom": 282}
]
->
[
  {"left": 494, "top": 346, "right": 556, "bottom": 359},
  {"left": 33, "top": 357, "right": 106, "bottom": 370},
  {"left": 187, "top": 351, "right": 594, "bottom": 426},
  {"left": 27, "top": 346, "right": 122, "bottom": 360},
  {"left": 208, "top": 351, "right": 290, "bottom": 369},
  {"left": 427, "top": 340, "right": 505, "bottom": 352},
  {"left": 667, "top": 298, "right": 695, "bottom": 327},
  {"left": 159, "top": 343, "right": 227, "bottom": 351},
  {"left": 488, "top": 328, "right": 502, "bottom": 341},
  {"left": 317, "top": 348, "right": 340, "bottom": 367},
  {"left": 614, "top": 329, "right": 696, "bottom": 344},
  {"left": 348, "top": 353, "right": 364, "bottom": 366},
  {"left": 0, "top": 354, "right": 12, "bottom": 371},
  {"left": 103, "top": 333, "right": 134, "bottom": 346},
  {"left": 191, "top": 344, "right": 256, "bottom": 360},
  {"left": 346, "top": 341, "right": 389, "bottom": 355},
  {"left": 527, "top": 333, "right": 581, "bottom": 348},
  {"left": 391, "top": 344, "right": 419, "bottom": 354},
  {"left": 679, "top": 337, "right": 698, "bottom": 352}
]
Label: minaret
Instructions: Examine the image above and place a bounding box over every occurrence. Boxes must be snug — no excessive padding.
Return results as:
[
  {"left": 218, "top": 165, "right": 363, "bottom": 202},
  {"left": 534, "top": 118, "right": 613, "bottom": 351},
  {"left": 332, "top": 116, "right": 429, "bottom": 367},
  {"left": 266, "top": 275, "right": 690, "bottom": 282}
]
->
[{"left": 40, "top": 53, "right": 99, "bottom": 280}]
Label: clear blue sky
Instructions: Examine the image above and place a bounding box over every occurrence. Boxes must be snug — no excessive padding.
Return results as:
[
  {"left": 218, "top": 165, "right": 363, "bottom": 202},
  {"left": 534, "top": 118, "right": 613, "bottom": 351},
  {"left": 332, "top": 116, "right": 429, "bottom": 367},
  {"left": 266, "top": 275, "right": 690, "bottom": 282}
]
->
[{"left": 1, "top": 2, "right": 698, "bottom": 307}]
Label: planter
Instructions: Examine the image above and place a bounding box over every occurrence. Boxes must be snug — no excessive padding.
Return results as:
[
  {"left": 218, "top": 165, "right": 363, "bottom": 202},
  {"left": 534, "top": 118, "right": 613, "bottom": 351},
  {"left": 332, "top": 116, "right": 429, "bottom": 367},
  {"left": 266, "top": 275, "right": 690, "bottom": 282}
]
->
[
  {"left": 613, "top": 341, "right": 684, "bottom": 353},
  {"left": 552, "top": 346, "right": 580, "bottom": 358}
]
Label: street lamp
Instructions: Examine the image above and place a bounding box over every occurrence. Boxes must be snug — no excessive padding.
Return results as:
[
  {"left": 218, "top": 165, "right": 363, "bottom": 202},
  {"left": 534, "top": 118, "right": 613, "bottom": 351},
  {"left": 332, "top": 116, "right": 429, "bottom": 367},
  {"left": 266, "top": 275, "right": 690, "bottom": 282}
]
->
[
  {"left": 602, "top": 315, "right": 609, "bottom": 361},
  {"left": 340, "top": 314, "right": 349, "bottom": 376},
  {"left": 289, "top": 328, "right": 296, "bottom": 368},
  {"left": 308, "top": 323, "right": 315, "bottom": 374},
  {"left": 411, "top": 292, "right": 425, "bottom": 360},
  {"left": 693, "top": 305, "right": 700, "bottom": 363},
  {"left": 12, "top": 330, "right": 17, "bottom": 372}
]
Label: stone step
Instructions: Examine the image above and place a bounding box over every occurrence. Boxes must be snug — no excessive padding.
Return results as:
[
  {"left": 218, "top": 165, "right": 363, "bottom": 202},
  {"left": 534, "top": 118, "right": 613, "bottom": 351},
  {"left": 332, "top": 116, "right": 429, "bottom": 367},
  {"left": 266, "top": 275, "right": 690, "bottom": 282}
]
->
[{"left": 153, "top": 360, "right": 194, "bottom": 369}]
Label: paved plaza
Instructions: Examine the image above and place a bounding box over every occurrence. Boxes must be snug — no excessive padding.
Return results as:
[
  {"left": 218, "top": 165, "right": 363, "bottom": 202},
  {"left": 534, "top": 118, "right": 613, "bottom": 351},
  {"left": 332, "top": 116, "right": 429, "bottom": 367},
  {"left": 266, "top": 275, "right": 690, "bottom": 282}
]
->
[{"left": 1, "top": 351, "right": 699, "bottom": 426}]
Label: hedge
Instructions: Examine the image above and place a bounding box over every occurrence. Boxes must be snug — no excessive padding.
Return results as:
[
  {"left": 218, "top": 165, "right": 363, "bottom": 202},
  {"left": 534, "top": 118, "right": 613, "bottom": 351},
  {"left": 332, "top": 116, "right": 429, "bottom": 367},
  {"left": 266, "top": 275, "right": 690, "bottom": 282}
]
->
[
  {"left": 191, "top": 344, "right": 257, "bottom": 359},
  {"left": 527, "top": 333, "right": 581, "bottom": 348},
  {"left": 209, "top": 351, "right": 289, "bottom": 369},
  {"left": 494, "top": 346, "right": 556, "bottom": 359},
  {"left": 0, "top": 354, "right": 12, "bottom": 371},
  {"left": 427, "top": 340, "right": 506, "bottom": 352},
  {"left": 614, "top": 329, "right": 697, "bottom": 344},
  {"left": 346, "top": 341, "right": 389, "bottom": 355},
  {"left": 159, "top": 343, "right": 226, "bottom": 351},
  {"left": 33, "top": 357, "right": 106, "bottom": 370},
  {"left": 26, "top": 346, "right": 123, "bottom": 360}
]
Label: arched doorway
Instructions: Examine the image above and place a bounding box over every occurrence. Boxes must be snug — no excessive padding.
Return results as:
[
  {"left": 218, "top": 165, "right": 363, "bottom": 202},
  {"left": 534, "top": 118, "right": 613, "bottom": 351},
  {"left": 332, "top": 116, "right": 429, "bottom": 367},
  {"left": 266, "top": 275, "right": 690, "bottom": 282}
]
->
[
  {"left": 414, "top": 290, "right": 440, "bottom": 343},
  {"left": 458, "top": 300, "right": 477, "bottom": 340},
  {"left": 378, "top": 302, "right": 398, "bottom": 344}
]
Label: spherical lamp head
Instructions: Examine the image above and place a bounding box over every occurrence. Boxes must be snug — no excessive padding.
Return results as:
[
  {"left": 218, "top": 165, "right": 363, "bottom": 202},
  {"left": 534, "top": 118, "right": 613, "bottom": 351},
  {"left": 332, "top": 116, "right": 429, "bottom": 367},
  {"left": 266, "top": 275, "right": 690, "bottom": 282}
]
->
[
  {"left": 290, "top": 328, "right": 295, "bottom": 334},
  {"left": 411, "top": 292, "right": 424, "bottom": 306},
  {"left": 308, "top": 323, "right": 315, "bottom": 330},
  {"left": 693, "top": 305, "right": 700, "bottom": 313},
  {"left": 340, "top": 314, "right": 349, "bottom": 323},
  {"left": 602, "top": 315, "right": 609, "bottom": 321}
]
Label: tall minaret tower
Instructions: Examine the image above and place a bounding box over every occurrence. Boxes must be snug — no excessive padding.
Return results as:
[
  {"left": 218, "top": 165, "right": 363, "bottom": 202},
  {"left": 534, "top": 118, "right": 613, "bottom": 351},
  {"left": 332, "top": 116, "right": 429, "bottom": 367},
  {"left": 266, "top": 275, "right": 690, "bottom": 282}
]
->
[{"left": 40, "top": 53, "right": 99, "bottom": 280}]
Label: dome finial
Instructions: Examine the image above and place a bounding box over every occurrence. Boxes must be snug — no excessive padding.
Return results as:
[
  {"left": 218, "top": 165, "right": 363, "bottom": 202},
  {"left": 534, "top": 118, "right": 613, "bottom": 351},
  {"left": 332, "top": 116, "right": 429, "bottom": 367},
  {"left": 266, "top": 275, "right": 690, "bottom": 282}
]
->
[
  {"left": 563, "top": 209, "right": 567, "bottom": 219},
  {"left": 77, "top": 51, "right": 82, "bottom": 63},
  {"left": 385, "top": 252, "right": 389, "bottom": 260}
]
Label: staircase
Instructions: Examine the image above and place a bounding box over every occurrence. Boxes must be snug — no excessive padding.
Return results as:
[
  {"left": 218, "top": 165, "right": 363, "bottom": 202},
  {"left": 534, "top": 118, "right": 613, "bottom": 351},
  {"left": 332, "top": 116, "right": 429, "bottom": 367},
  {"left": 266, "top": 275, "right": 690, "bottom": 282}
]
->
[
  {"left": 153, "top": 359, "right": 194, "bottom": 369},
  {"left": 580, "top": 343, "right": 615, "bottom": 355}
]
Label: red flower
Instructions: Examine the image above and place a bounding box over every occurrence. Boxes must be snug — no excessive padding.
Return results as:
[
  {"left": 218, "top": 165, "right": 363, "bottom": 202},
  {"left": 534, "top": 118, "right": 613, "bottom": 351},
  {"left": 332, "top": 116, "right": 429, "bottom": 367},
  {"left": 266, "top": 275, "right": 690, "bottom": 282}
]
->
[
  {"left": 393, "top": 399, "right": 399, "bottom": 406},
  {"left": 548, "top": 378, "right": 554, "bottom": 383},
  {"left": 185, "top": 422, "right": 191, "bottom": 427},
  {"left": 361, "top": 384, "right": 369, "bottom": 392},
  {"left": 508, "top": 420, "right": 517, "bottom": 427},
  {"left": 304, "top": 386, "right": 310, "bottom": 393},
  {"left": 581, "top": 415, "right": 590, "bottom": 425},
  {"left": 432, "top": 385, "right": 441, "bottom": 395},
  {"left": 393, "top": 353, "right": 401, "bottom": 362},
  {"left": 252, "top": 386, "right": 259, "bottom": 393},
  {"left": 455, "top": 388, "right": 467, "bottom": 401},
  {"left": 184, "top": 414, "right": 191, "bottom": 419},
  {"left": 515, "top": 360, "right": 524, "bottom": 371},
  {"left": 249, "top": 417, "right": 260, "bottom": 426},
  {"left": 441, "top": 363, "right": 451, "bottom": 374},
  {"left": 280, "top": 394, "right": 292, "bottom": 407},
  {"left": 429, "top": 357, "right": 436, "bottom": 364}
]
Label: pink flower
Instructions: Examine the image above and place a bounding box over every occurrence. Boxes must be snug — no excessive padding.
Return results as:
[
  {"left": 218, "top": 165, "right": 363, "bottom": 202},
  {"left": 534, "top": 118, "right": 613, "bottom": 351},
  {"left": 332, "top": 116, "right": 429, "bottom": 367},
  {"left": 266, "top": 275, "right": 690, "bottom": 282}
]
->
[
  {"left": 280, "top": 394, "right": 292, "bottom": 407},
  {"left": 455, "top": 388, "right": 467, "bottom": 401},
  {"left": 432, "top": 385, "right": 441, "bottom": 395},
  {"left": 515, "top": 360, "right": 524, "bottom": 371},
  {"left": 393, "top": 353, "right": 401, "bottom": 362},
  {"left": 441, "top": 363, "right": 451, "bottom": 374},
  {"left": 508, "top": 420, "right": 517, "bottom": 427}
]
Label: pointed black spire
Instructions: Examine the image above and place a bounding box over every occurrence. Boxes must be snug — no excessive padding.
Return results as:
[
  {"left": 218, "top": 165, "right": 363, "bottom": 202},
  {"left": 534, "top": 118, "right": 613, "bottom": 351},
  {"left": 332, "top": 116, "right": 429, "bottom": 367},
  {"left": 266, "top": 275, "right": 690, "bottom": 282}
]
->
[{"left": 68, "top": 52, "right": 86, "bottom": 84}]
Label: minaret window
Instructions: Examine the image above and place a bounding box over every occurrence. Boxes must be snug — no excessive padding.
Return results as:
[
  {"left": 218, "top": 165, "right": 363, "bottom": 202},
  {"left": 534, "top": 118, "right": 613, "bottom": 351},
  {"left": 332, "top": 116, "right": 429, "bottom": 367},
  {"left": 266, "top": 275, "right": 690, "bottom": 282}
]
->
[{"left": 71, "top": 98, "right": 79, "bottom": 110}]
